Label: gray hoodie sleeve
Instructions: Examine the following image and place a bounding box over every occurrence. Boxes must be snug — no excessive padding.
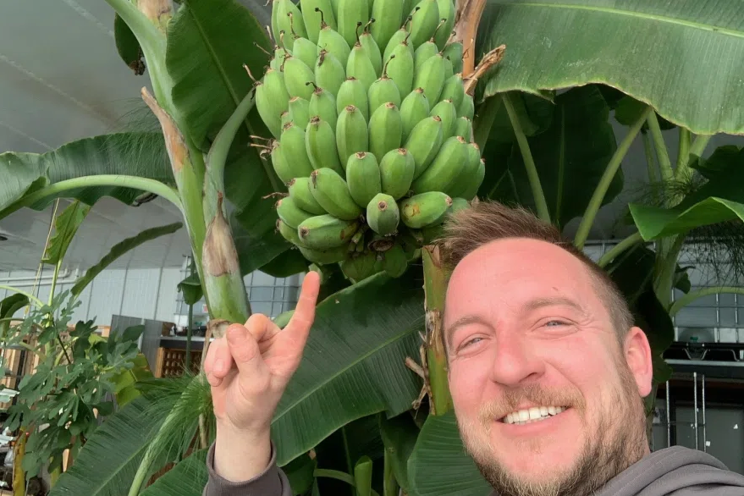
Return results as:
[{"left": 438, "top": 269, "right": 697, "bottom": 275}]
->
[{"left": 202, "top": 442, "right": 292, "bottom": 496}]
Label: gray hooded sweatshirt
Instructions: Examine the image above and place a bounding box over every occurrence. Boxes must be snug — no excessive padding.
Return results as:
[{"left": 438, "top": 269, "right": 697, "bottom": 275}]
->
[{"left": 202, "top": 443, "right": 744, "bottom": 496}]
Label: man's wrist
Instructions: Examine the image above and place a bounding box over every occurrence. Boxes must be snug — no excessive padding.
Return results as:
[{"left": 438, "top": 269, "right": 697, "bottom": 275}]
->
[{"left": 214, "top": 421, "right": 273, "bottom": 483}]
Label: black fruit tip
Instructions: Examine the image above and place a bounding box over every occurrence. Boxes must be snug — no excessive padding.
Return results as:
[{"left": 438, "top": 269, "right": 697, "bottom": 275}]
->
[
  {"left": 299, "top": 227, "right": 309, "bottom": 238},
  {"left": 378, "top": 201, "right": 388, "bottom": 211}
]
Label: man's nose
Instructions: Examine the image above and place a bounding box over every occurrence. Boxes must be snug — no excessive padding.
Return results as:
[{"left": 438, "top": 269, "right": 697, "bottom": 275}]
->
[{"left": 489, "top": 331, "right": 545, "bottom": 386}]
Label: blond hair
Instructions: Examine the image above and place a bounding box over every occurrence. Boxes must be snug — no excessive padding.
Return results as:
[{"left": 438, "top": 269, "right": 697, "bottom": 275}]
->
[{"left": 439, "top": 201, "right": 634, "bottom": 338}]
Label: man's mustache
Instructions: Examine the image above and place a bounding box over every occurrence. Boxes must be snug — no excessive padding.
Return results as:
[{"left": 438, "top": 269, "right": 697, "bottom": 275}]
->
[{"left": 477, "top": 384, "right": 586, "bottom": 423}]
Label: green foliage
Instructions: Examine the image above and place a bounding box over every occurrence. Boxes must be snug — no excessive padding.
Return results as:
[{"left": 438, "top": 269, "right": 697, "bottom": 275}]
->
[
  {"left": 43, "top": 201, "right": 91, "bottom": 265},
  {"left": 2, "top": 292, "right": 145, "bottom": 479},
  {"left": 71, "top": 222, "right": 183, "bottom": 297},
  {"left": 479, "top": 0, "right": 744, "bottom": 135},
  {"left": 114, "top": 13, "right": 145, "bottom": 75},
  {"left": 139, "top": 450, "right": 208, "bottom": 496}
]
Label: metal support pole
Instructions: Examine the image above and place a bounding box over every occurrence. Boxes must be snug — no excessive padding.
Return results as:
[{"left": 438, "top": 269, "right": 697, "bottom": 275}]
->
[
  {"left": 702, "top": 374, "right": 707, "bottom": 452},
  {"left": 666, "top": 380, "right": 671, "bottom": 448},
  {"left": 693, "top": 372, "right": 699, "bottom": 450}
]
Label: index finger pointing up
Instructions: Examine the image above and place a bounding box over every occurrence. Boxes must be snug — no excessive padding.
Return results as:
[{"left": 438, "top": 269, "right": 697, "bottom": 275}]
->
[{"left": 285, "top": 271, "right": 321, "bottom": 336}]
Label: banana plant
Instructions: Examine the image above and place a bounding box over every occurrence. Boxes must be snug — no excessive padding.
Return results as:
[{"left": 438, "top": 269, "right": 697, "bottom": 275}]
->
[{"left": 3, "top": 0, "right": 744, "bottom": 495}]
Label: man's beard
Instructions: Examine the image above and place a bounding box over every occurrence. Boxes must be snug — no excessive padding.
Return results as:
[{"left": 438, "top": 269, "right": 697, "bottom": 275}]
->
[{"left": 457, "top": 365, "right": 648, "bottom": 496}]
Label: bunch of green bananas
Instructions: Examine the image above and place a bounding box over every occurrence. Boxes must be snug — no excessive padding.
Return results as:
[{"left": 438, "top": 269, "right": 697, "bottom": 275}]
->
[{"left": 255, "top": 0, "right": 484, "bottom": 283}]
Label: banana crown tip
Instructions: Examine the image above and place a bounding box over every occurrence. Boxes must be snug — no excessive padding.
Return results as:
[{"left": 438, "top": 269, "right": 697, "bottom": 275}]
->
[
  {"left": 345, "top": 105, "right": 358, "bottom": 112},
  {"left": 355, "top": 151, "right": 367, "bottom": 158},
  {"left": 377, "top": 201, "right": 388, "bottom": 211}
]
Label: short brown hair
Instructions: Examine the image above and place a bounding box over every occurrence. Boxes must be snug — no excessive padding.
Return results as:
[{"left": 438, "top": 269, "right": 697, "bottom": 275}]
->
[{"left": 439, "top": 201, "right": 634, "bottom": 338}]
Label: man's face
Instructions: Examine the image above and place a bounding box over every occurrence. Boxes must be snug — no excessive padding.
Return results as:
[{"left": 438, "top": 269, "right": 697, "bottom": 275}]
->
[{"left": 444, "top": 238, "right": 653, "bottom": 496}]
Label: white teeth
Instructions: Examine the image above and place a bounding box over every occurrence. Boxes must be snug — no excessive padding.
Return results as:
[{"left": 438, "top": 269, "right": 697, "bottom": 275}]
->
[{"left": 502, "top": 406, "right": 568, "bottom": 424}]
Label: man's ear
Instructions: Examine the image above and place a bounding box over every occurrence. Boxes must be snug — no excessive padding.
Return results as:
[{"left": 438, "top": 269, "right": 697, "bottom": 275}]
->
[{"left": 624, "top": 326, "right": 653, "bottom": 397}]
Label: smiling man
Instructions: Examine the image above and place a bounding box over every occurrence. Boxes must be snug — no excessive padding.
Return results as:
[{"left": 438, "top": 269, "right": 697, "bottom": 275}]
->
[{"left": 202, "top": 201, "right": 744, "bottom": 496}]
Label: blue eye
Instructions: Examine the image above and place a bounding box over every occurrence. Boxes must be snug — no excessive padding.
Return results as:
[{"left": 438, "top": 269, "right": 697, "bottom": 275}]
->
[
  {"left": 546, "top": 320, "right": 566, "bottom": 327},
  {"left": 462, "top": 337, "right": 483, "bottom": 348}
]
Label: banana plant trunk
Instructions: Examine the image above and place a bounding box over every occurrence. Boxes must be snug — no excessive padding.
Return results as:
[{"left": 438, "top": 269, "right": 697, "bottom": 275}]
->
[{"left": 422, "top": 247, "right": 453, "bottom": 416}]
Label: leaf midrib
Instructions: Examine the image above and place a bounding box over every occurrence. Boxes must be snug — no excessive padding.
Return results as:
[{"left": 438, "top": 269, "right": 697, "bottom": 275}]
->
[
  {"left": 501, "top": 2, "right": 744, "bottom": 40},
  {"left": 273, "top": 321, "right": 423, "bottom": 423}
]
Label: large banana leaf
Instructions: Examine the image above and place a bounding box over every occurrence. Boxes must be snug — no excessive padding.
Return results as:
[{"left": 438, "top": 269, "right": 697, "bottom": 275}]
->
[
  {"left": 408, "top": 411, "right": 491, "bottom": 496},
  {"left": 42, "top": 201, "right": 91, "bottom": 265},
  {"left": 166, "top": 0, "right": 271, "bottom": 148},
  {"left": 629, "top": 150, "right": 744, "bottom": 240},
  {"left": 0, "top": 133, "right": 172, "bottom": 219},
  {"left": 140, "top": 450, "right": 208, "bottom": 496},
  {"left": 71, "top": 222, "right": 182, "bottom": 297},
  {"left": 166, "top": 0, "right": 290, "bottom": 272},
  {"left": 49, "top": 394, "right": 174, "bottom": 496},
  {"left": 489, "top": 86, "right": 620, "bottom": 228},
  {"left": 478, "top": 0, "right": 744, "bottom": 135},
  {"left": 272, "top": 270, "right": 425, "bottom": 466}
]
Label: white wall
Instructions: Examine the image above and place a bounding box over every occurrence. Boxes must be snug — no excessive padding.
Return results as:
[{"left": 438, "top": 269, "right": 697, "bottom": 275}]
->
[{"left": 0, "top": 267, "right": 182, "bottom": 325}]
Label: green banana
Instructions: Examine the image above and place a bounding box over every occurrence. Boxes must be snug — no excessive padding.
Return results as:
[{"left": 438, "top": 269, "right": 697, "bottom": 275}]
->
[
  {"left": 458, "top": 92, "right": 474, "bottom": 120},
  {"left": 368, "top": 102, "right": 403, "bottom": 161},
  {"left": 336, "top": 77, "right": 370, "bottom": 122},
  {"left": 347, "top": 32, "right": 378, "bottom": 91},
  {"left": 429, "top": 99, "right": 457, "bottom": 139},
  {"left": 411, "top": 135, "right": 468, "bottom": 193},
  {"left": 367, "top": 233, "right": 396, "bottom": 253},
  {"left": 460, "top": 158, "right": 486, "bottom": 201},
  {"left": 370, "top": 0, "right": 405, "bottom": 50},
  {"left": 305, "top": 116, "right": 344, "bottom": 173},
  {"left": 400, "top": 191, "right": 452, "bottom": 228},
  {"left": 270, "top": 140, "right": 294, "bottom": 184},
  {"left": 315, "top": 49, "right": 346, "bottom": 97},
  {"left": 346, "top": 152, "right": 382, "bottom": 208},
  {"left": 281, "top": 122, "right": 315, "bottom": 177},
  {"left": 360, "top": 20, "right": 383, "bottom": 76},
  {"left": 300, "top": 0, "right": 337, "bottom": 44},
  {"left": 446, "top": 142, "right": 481, "bottom": 197},
  {"left": 383, "top": 16, "right": 412, "bottom": 62},
  {"left": 308, "top": 84, "right": 338, "bottom": 130},
  {"left": 291, "top": 35, "right": 319, "bottom": 71},
  {"left": 442, "top": 41, "right": 463, "bottom": 73},
  {"left": 368, "top": 58, "right": 402, "bottom": 115},
  {"left": 273, "top": 0, "right": 306, "bottom": 51},
  {"left": 277, "top": 218, "right": 303, "bottom": 245},
  {"left": 404, "top": 115, "right": 443, "bottom": 179},
  {"left": 421, "top": 224, "right": 443, "bottom": 244},
  {"left": 330, "top": 0, "right": 340, "bottom": 17},
  {"left": 440, "top": 73, "right": 465, "bottom": 110},
  {"left": 399, "top": 87, "right": 430, "bottom": 141},
  {"left": 413, "top": 38, "right": 439, "bottom": 75},
  {"left": 382, "top": 243, "right": 407, "bottom": 277},
  {"left": 283, "top": 55, "right": 315, "bottom": 100},
  {"left": 298, "top": 214, "right": 359, "bottom": 249},
  {"left": 340, "top": 251, "right": 380, "bottom": 283},
  {"left": 277, "top": 196, "right": 314, "bottom": 229},
  {"left": 310, "top": 168, "right": 363, "bottom": 220},
  {"left": 453, "top": 116, "right": 473, "bottom": 141},
  {"left": 434, "top": 0, "right": 455, "bottom": 49},
  {"left": 408, "top": 0, "right": 439, "bottom": 48},
  {"left": 379, "top": 148, "right": 415, "bottom": 199},
  {"left": 386, "top": 37, "right": 415, "bottom": 96},
  {"left": 443, "top": 55, "right": 454, "bottom": 80},
  {"left": 450, "top": 197, "right": 471, "bottom": 215},
  {"left": 270, "top": 46, "right": 289, "bottom": 72},
  {"left": 299, "top": 245, "right": 349, "bottom": 265},
  {"left": 255, "top": 68, "right": 290, "bottom": 138},
  {"left": 366, "top": 193, "right": 400, "bottom": 235},
  {"left": 316, "top": 8, "right": 351, "bottom": 67},
  {"left": 337, "top": 0, "right": 370, "bottom": 48},
  {"left": 280, "top": 110, "right": 292, "bottom": 128},
  {"left": 413, "top": 52, "right": 446, "bottom": 102},
  {"left": 336, "top": 105, "right": 369, "bottom": 167},
  {"left": 289, "top": 177, "right": 326, "bottom": 214},
  {"left": 289, "top": 96, "right": 310, "bottom": 129}
]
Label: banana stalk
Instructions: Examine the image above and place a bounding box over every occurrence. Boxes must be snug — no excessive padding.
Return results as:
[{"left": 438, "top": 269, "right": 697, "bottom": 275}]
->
[{"left": 421, "top": 246, "right": 452, "bottom": 416}]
